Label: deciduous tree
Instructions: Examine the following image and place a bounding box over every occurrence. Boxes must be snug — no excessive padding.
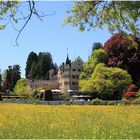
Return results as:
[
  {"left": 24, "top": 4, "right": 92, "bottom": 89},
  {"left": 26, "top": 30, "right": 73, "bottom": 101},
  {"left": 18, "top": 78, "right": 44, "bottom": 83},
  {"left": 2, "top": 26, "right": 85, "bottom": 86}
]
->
[
  {"left": 103, "top": 32, "right": 140, "bottom": 84},
  {"left": 14, "top": 78, "right": 33, "bottom": 97},
  {"left": 79, "top": 63, "right": 132, "bottom": 100},
  {"left": 80, "top": 49, "right": 108, "bottom": 80},
  {"left": 65, "top": 1, "right": 140, "bottom": 36}
]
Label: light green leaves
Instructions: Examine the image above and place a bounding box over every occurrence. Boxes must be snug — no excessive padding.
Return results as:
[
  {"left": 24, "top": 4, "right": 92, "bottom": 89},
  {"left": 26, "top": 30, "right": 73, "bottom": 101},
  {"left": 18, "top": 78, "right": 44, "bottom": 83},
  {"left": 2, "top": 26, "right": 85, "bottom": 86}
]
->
[
  {"left": 79, "top": 63, "right": 132, "bottom": 99},
  {"left": 0, "top": 24, "right": 5, "bottom": 30},
  {"left": 65, "top": 1, "right": 140, "bottom": 36},
  {"left": 80, "top": 49, "right": 108, "bottom": 80}
]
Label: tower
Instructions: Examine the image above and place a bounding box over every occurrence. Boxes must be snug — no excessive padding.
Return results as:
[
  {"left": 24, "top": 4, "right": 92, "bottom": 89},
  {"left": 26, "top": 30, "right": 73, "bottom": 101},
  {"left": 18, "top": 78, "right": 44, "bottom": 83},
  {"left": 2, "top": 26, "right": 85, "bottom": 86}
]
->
[{"left": 66, "top": 48, "right": 71, "bottom": 65}]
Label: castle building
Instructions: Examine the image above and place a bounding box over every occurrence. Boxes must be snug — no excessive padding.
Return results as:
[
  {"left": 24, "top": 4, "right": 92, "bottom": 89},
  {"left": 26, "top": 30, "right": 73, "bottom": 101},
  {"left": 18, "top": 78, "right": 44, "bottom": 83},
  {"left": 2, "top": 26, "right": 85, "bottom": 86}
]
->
[
  {"left": 27, "top": 54, "right": 84, "bottom": 96},
  {"left": 57, "top": 55, "right": 84, "bottom": 94}
]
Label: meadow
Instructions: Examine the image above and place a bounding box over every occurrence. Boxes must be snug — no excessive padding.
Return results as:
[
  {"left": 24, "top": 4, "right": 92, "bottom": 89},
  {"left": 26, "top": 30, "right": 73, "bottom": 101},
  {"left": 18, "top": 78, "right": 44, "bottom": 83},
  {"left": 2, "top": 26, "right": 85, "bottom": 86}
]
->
[{"left": 0, "top": 104, "right": 140, "bottom": 139}]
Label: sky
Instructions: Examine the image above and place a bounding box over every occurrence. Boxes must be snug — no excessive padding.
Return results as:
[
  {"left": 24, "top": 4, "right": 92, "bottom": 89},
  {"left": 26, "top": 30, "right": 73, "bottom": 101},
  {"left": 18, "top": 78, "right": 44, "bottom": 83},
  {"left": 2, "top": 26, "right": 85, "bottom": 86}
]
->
[{"left": 0, "top": 1, "right": 111, "bottom": 77}]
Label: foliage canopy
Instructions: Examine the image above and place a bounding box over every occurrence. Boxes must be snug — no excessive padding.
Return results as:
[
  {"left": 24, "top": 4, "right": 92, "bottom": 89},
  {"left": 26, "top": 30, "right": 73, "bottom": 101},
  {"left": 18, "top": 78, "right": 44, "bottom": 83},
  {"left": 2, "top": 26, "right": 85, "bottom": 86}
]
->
[
  {"left": 103, "top": 32, "right": 140, "bottom": 84},
  {"left": 64, "top": 1, "right": 140, "bottom": 36},
  {"left": 4, "top": 65, "right": 21, "bottom": 91},
  {"left": 79, "top": 63, "right": 132, "bottom": 100},
  {"left": 25, "top": 51, "right": 57, "bottom": 80},
  {"left": 14, "top": 78, "right": 33, "bottom": 97},
  {"left": 80, "top": 48, "right": 108, "bottom": 80}
]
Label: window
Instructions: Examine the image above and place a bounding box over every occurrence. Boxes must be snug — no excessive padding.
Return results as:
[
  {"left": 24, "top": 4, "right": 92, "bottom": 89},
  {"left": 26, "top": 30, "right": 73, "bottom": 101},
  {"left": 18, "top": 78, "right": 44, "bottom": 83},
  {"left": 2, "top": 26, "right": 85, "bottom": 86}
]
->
[
  {"left": 64, "top": 82, "right": 68, "bottom": 85},
  {"left": 73, "top": 69, "right": 76, "bottom": 71},
  {"left": 72, "top": 82, "right": 75, "bottom": 85},
  {"left": 72, "top": 75, "right": 75, "bottom": 78},
  {"left": 78, "top": 69, "right": 81, "bottom": 72},
  {"left": 64, "top": 75, "right": 69, "bottom": 78}
]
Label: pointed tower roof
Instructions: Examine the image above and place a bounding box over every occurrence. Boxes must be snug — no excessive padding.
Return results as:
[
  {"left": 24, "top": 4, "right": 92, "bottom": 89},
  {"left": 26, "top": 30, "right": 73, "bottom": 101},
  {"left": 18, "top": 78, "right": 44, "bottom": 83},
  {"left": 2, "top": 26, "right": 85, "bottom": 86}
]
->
[{"left": 66, "top": 48, "right": 71, "bottom": 65}]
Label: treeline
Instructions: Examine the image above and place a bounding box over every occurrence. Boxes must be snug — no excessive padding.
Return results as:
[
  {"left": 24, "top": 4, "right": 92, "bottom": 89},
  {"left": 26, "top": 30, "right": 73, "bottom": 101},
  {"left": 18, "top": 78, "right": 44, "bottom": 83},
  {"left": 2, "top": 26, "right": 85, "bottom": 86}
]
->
[
  {"left": 0, "top": 51, "right": 57, "bottom": 92},
  {"left": 25, "top": 51, "right": 58, "bottom": 80}
]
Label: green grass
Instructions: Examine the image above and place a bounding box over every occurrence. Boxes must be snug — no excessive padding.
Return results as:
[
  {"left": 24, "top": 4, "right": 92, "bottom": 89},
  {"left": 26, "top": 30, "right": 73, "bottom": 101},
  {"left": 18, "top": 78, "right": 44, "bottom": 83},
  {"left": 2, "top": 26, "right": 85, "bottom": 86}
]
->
[{"left": 0, "top": 104, "right": 140, "bottom": 139}]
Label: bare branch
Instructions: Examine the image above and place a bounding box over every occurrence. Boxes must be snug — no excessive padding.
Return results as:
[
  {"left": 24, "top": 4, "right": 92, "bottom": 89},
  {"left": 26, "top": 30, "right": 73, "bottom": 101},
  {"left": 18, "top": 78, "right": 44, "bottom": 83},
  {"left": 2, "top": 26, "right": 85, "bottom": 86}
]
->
[
  {"left": 14, "top": 1, "right": 55, "bottom": 46},
  {"left": 15, "top": 1, "right": 35, "bottom": 46}
]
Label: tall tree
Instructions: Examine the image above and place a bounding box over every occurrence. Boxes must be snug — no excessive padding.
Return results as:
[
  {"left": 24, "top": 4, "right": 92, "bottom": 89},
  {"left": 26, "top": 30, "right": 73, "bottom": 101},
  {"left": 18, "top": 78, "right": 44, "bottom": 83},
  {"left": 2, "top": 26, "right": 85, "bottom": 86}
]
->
[
  {"left": 25, "top": 51, "right": 38, "bottom": 79},
  {"left": 79, "top": 63, "right": 132, "bottom": 100},
  {"left": 5, "top": 66, "right": 13, "bottom": 90},
  {"left": 30, "top": 62, "right": 38, "bottom": 79},
  {"left": 92, "top": 42, "right": 102, "bottom": 52},
  {"left": 103, "top": 32, "right": 140, "bottom": 85},
  {"left": 80, "top": 49, "right": 108, "bottom": 80},
  {"left": 36, "top": 52, "right": 53, "bottom": 80},
  {"left": 12, "top": 65, "right": 21, "bottom": 90},
  {"left": 64, "top": 1, "right": 140, "bottom": 36},
  {"left": 2, "top": 80, "right": 9, "bottom": 92},
  {"left": 26, "top": 51, "right": 55, "bottom": 80},
  {"left": 4, "top": 65, "right": 21, "bottom": 91}
]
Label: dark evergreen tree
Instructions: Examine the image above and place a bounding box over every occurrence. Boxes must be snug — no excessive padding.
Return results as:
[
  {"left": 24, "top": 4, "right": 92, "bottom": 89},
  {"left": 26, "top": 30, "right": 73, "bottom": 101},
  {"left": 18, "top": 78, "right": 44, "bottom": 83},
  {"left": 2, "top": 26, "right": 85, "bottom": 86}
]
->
[
  {"left": 29, "top": 62, "right": 37, "bottom": 79},
  {"left": 25, "top": 51, "right": 38, "bottom": 78},
  {"left": 26, "top": 51, "right": 57, "bottom": 80},
  {"left": 12, "top": 65, "right": 21, "bottom": 90},
  {"left": 36, "top": 52, "right": 53, "bottom": 80},
  {"left": 92, "top": 42, "right": 103, "bottom": 52},
  {"left": 6, "top": 66, "right": 12, "bottom": 90},
  {"left": 4, "top": 65, "right": 21, "bottom": 91}
]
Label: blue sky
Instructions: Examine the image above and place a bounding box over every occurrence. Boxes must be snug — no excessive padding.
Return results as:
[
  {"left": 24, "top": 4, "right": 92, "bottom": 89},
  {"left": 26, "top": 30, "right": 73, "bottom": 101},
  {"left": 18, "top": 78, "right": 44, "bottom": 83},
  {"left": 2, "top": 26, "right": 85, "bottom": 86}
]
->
[{"left": 0, "top": 1, "right": 111, "bottom": 77}]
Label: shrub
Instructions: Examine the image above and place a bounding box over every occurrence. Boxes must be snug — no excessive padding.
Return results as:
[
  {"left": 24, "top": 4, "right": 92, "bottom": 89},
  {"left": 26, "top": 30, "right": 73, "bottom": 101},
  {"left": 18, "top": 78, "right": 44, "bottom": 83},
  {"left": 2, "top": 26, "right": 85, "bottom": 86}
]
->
[
  {"left": 135, "top": 93, "right": 140, "bottom": 98},
  {"left": 135, "top": 89, "right": 140, "bottom": 98},
  {"left": 44, "top": 90, "right": 53, "bottom": 101},
  {"left": 0, "top": 94, "right": 2, "bottom": 101},
  {"left": 91, "top": 98, "right": 102, "bottom": 105},
  {"left": 14, "top": 78, "right": 33, "bottom": 97},
  {"left": 107, "top": 101, "right": 115, "bottom": 105},
  {"left": 123, "top": 84, "right": 138, "bottom": 99},
  {"left": 123, "top": 92, "right": 137, "bottom": 99}
]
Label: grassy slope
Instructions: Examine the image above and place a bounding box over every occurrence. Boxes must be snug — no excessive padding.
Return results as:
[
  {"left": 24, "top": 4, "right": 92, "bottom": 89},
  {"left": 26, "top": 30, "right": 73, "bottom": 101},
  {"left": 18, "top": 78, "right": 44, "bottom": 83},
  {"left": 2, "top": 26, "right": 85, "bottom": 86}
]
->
[{"left": 0, "top": 104, "right": 140, "bottom": 139}]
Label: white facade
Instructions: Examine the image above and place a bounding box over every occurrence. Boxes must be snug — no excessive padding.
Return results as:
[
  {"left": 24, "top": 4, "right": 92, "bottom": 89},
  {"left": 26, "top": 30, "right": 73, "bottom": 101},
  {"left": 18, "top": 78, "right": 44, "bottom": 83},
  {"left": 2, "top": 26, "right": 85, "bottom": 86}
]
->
[{"left": 57, "top": 56, "right": 84, "bottom": 94}]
